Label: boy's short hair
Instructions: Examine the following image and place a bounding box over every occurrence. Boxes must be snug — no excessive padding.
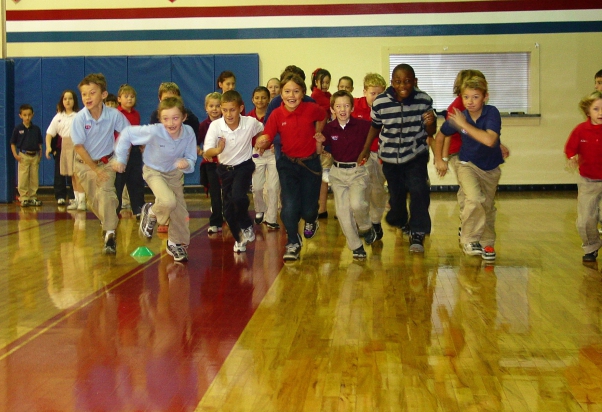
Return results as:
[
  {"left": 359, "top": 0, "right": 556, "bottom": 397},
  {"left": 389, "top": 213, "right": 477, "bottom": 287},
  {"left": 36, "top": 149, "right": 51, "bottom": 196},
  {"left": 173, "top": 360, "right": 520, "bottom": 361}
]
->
[
  {"left": 158, "top": 96, "right": 186, "bottom": 116},
  {"left": 19, "top": 103, "right": 33, "bottom": 114},
  {"left": 221, "top": 90, "right": 244, "bottom": 106},
  {"left": 105, "top": 93, "right": 118, "bottom": 106},
  {"left": 216, "top": 71, "right": 236, "bottom": 88},
  {"left": 252, "top": 86, "right": 270, "bottom": 99},
  {"left": 595, "top": 70, "right": 602, "bottom": 79},
  {"left": 280, "top": 73, "right": 307, "bottom": 95},
  {"left": 158, "top": 82, "right": 181, "bottom": 99},
  {"left": 338, "top": 76, "right": 354, "bottom": 87},
  {"left": 461, "top": 76, "right": 488, "bottom": 96},
  {"left": 392, "top": 64, "right": 415, "bottom": 78},
  {"left": 579, "top": 91, "right": 602, "bottom": 117},
  {"left": 330, "top": 90, "right": 354, "bottom": 109},
  {"left": 205, "top": 92, "right": 222, "bottom": 107},
  {"left": 118, "top": 83, "right": 137, "bottom": 98},
  {"left": 78, "top": 73, "right": 107, "bottom": 93},
  {"left": 280, "top": 65, "right": 306, "bottom": 81},
  {"left": 453, "top": 69, "right": 485, "bottom": 96},
  {"left": 363, "top": 73, "right": 386, "bottom": 90}
]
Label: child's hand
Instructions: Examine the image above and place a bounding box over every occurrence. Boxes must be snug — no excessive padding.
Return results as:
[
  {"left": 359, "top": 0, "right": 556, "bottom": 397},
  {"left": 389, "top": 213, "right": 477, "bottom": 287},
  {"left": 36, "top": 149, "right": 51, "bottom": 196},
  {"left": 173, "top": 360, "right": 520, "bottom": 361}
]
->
[
  {"left": 448, "top": 108, "right": 468, "bottom": 131},
  {"left": 14, "top": 154, "right": 22, "bottom": 162},
  {"left": 112, "top": 160, "right": 126, "bottom": 173},
  {"left": 435, "top": 159, "right": 448, "bottom": 177},
  {"left": 567, "top": 155, "right": 579, "bottom": 169},
  {"left": 500, "top": 144, "right": 510, "bottom": 159},
  {"left": 45, "top": 148, "right": 53, "bottom": 160},
  {"left": 197, "top": 147, "right": 203, "bottom": 156},
  {"left": 255, "top": 135, "right": 270, "bottom": 150},
  {"left": 314, "top": 132, "right": 326, "bottom": 143},
  {"left": 422, "top": 110, "right": 435, "bottom": 126},
  {"left": 216, "top": 137, "right": 226, "bottom": 153},
  {"left": 175, "top": 158, "right": 188, "bottom": 170}
]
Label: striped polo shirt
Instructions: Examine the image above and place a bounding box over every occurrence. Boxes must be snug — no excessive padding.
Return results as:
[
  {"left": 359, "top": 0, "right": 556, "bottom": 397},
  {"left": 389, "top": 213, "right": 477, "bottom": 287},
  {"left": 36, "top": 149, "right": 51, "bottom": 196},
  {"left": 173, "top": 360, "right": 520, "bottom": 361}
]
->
[{"left": 370, "top": 86, "right": 433, "bottom": 164}]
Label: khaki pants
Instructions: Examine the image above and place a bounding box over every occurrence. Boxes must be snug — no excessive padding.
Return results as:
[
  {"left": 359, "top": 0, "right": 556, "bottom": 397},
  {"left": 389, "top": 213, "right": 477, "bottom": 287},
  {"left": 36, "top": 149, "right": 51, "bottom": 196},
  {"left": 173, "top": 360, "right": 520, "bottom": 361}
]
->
[
  {"left": 252, "top": 151, "right": 280, "bottom": 224},
  {"left": 143, "top": 166, "right": 189, "bottom": 245},
  {"left": 17, "top": 153, "right": 40, "bottom": 201},
  {"left": 74, "top": 158, "right": 119, "bottom": 231},
  {"left": 367, "top": 152, "right": 387, "bottom": 224},
  {"left": 330, "top": 163, "right": 371, "bottom": 251},
  {"left": 448, "top": 154, "right": 465, "bottom": 217},
  {"left": 457, "top": 162, "right": 501, "bottom": 247},
  {"left": 577, "top": 177, "right": 602, "bottom": 254}
]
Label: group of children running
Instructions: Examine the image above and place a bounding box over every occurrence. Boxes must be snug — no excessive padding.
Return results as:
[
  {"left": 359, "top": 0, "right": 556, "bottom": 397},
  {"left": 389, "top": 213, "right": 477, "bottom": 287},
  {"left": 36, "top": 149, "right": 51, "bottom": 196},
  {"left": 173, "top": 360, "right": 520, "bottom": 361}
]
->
[{"left": 12, "top": 65, "right": 602, "bottom": 263}]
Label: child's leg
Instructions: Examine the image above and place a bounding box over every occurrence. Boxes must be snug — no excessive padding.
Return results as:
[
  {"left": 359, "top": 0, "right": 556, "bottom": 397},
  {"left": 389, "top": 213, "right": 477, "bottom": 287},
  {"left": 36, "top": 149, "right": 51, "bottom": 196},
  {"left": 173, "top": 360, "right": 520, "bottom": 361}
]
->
[
  {"left": 479, "top": 167, "right": 502, "bottom": 248},
  {"left": 404, "top": 153, "right": 431, "bottom": 234},
  {"left": 382, "top": 162, "right": 408, "bottom": 228},
  {"left": 164, "top": 169, "right": 189, "bottom": 246},
  {"left": 448, "top": 154, "right": 465, "bottom": 217},
  {"left": 17, "top": 156, "right": 30, "bottom": 201},
  {"left": 349, "top": 166, "right": 371, "bottom": 233},
  {"left": 29, "top": 154, "right": 40, "bottom": 199},
  {"left": 276, "top": 157, "right": 304, "bottom": 244},
  {"left": 330, "top": 166, "right": 362, "bottom": 251},
  {"left": 125, "top": 147, "right": 145, "bottom": 215},
  {"left": 252, "top": 157, "right": 268, "bottom": 214},
  {"left": 206, "top": 163, "right": 223, "bottom": 228},
  {"left": 577, "top": 178, "right": 602, "bottom": 254},
  {"left": 53, "top": 148, "right": 67, "bottom": 201},
  {"left": 229, "top": 160, "right": 255, "bottom": 232},
  {"left": 75, "top": 160, "right": 118, "bottom": 231},
  {"left": 367, "top": 152, "right": 387, "bottom": 224},
  {"left": 265, "top": 156, "right": 280, "bottom": 224},
  {"left": 457, "top": 162, "right": 486, "bottom": 245},
  {"left": 143, "top": 166, "right": 177, "bottom": 227},
  {"left": 299, "top": 156, "right": 322, "bottom": 225}
]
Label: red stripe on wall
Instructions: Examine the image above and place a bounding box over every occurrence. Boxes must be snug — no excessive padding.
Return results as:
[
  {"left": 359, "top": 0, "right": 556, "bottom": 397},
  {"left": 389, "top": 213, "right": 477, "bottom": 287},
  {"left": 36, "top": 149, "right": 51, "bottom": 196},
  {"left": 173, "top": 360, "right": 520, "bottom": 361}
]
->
[{"left": 7, "top": 1, "right": 600, "bottom": 21}]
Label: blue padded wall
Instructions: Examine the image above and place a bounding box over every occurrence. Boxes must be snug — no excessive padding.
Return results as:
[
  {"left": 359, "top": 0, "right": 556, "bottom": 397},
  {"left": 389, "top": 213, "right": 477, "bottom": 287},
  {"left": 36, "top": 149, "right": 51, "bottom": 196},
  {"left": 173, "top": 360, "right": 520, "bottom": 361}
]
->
[
  {"left": 0, "top": 60, "right": 15, "bottom": 203},
  {"left": 214, "top": 54, "right": 259, "bottom": 110},
  {"left": 84, "top": 56, "right": 128, "bottom": 98},
  {"left": 171, "top": 55, "right": 215, "bottom": 185},
  {"left": 127, "top": 56, "right": 171, "bottom": 125},
  {"left": 40, "top": 57, "right": 85, "bottom": 185}
]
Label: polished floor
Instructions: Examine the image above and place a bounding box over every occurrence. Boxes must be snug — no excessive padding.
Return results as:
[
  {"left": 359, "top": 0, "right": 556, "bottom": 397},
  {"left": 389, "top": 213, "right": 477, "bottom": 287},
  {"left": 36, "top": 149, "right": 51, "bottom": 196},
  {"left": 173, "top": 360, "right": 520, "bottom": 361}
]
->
[{"left": 0, "top": 191, "right": 601, "bottom": 411}]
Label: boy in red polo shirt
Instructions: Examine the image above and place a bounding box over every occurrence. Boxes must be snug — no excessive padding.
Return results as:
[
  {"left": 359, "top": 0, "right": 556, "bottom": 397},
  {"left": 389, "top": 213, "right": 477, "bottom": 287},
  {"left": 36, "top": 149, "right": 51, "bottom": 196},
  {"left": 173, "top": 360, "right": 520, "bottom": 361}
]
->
[
  {"left": 255, "top": 73, "right": 327, "bottom": 261},
  {"left": 352, "top": 73, "right": 387, "bottom": 240},
  {"left": 317, "top": 91, "right": 377, "bottom": 260}
]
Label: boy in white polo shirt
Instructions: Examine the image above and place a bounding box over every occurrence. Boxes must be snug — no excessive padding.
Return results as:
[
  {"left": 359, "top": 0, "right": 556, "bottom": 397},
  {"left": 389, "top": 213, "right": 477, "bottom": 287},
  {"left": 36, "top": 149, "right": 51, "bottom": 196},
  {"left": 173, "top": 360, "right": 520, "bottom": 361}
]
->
[{"left": 204, "top": 90, "right": 264, "bottom": 253}]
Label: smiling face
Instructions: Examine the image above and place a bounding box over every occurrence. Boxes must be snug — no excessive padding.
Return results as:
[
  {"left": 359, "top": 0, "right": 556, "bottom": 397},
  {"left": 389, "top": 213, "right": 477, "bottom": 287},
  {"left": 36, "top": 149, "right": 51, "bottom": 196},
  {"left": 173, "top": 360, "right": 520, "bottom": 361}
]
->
[
  {"left": 160, "top": 106, "right": 187, "bottom": 139},
  {"left": 218, "top": 77, "right": 236, "bottom": 93},
  {"left": 589, "top": 98, "right": 602, "bottom": 125},
  {"left": 281, "top": 80, "right": 304, "bottom": 112},
  {"left": 206, "top": 98, "right": 221, "bottom": 121},
  {"left": 461, "top": 87, "right": 487, "bottom": 117},
  {"left": 252, "top": 90, "right": 269, "bottom": 111},
  {"left": 331, "top": 95, "right": 353, "bottom": 124},
  {"left": 79, "top": 83, "right": 107, "bottom": 113},
  {"left": 221, "top": 101, "right": 243, "bottom": 130},
  {"left": 391, "top": 69, "right": 416, "bottom": 101}
]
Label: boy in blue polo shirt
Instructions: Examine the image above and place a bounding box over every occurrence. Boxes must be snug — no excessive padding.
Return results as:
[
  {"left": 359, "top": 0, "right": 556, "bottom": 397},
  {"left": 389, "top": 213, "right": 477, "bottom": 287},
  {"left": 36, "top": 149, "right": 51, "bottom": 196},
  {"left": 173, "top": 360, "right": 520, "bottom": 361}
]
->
[
  {"left": 10, "top": 104, "right": 43, "bottom": 207},
  {"left": 71, "top": 73, "right": 130, "bottom": 255}
]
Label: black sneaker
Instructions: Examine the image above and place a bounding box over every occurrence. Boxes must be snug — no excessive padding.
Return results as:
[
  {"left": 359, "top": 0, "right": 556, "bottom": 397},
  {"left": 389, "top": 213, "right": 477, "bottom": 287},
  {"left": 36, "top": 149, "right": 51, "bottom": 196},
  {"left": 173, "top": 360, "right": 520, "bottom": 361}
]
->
[
  {"left": 373, "top": 223, "right": 383, "bottom": 241},
  {"left": 265, "top": 222, "right": 280, "bottom": 230},
  {"left": 583, "top": 250, "right": 599, "bottom": 262},
  {"left": 352, "top": 245, "right": 367, "bottom": 260},
  {"left": 283, "top": 242, "right": 301, "bottom": 261},
  {"left": 409, "top": 232, "right": 425, "bottom": 253},
  {"left": 30, "top": 199, "right": 42, "bottom": 206},
  {"left": 139, "top": 203, "right": 157, "bottom": 239},
  {"left": 167, "top": 242, "right": 188, "bottom": 262},
  {"left": 303, "top": 220, "right": 319, "bottom": 239},
  {"left": 103, "top": 232, "right": 116, "bottom": 255},
  {"left": 20, "top": 200, "right": 30, "bottom": 207},
  {"left": 362, "top": 227, "right": 377, "bottom": 245}
]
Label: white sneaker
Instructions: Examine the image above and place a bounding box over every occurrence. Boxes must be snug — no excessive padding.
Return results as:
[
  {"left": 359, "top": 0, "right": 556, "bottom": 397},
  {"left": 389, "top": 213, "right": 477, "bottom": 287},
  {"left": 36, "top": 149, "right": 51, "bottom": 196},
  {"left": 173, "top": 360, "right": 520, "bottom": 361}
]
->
[
  {"left": 233, "top": 240, "right": 246, "bottom": 253},
  {"left": 243, "top": 226, "right": 255, "bottom": 243},
  {"left": 67, "top": 199, "right": 78, "bottom": 210},
  {"left": 77, "top": 199, "right": 87, "bottom": 211},
  {"left": 208, "top": 226, "right": 222, "bottom": 234},
  {"left": 463, "top": 242, "right": 483, "bottom": 256}
]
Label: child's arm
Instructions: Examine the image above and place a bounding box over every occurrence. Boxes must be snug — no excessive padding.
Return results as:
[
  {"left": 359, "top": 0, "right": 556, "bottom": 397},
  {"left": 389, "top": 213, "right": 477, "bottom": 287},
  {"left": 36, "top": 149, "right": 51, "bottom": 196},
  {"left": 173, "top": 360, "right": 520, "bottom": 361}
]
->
[
  {"left": 423, "top": 109, "right": 437, "bottom": 137},
  {"left": 204, "top": 138, "right": 225, "bottom": 159},
  {"left": 449, "top": 108, "right": 498, "bottom": 147},
  {"left": 357, "top": 125, "right": 381, "bottom": 164},
  {"left": 433, "top": 130, "right": 451, "bottom": 177},
  {"left": 10, "top": 143, "right": 21, "bottom": 162},
  {"left": 45, "top": 133, "right": 54, "bottom": 160}
]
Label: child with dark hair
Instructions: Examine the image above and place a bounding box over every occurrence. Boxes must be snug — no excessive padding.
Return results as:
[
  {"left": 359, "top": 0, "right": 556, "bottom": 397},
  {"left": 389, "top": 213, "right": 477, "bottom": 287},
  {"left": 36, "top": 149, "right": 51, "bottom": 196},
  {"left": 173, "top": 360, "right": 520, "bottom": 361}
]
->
[
  {"left": 337, "top": 76, "right": 354, "bottom": 93},
  {"left": 11, "top": 104, "right": 43, "bottom": 207},
  {"left": 310, "top": 68, "right": 332, "bottom": 114}
]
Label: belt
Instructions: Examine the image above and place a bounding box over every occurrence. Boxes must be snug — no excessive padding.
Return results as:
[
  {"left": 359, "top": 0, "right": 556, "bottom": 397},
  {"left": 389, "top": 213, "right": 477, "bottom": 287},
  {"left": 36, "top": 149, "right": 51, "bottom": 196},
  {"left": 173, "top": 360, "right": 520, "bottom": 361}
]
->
[
  {"left": 21, "top": 150, "right": 38, "bottom": 156},
  {"left": 219, "top": 158, "right": 252, "bottom": 171},
  {"left": 333, "top": 161, "right": 358, "bottom": 169},
  {"left": 283, "top": 152, "right": 319, "bottom": 162},
  {"left": 77, "top": 152, "right": 114, "bottom": 165}
]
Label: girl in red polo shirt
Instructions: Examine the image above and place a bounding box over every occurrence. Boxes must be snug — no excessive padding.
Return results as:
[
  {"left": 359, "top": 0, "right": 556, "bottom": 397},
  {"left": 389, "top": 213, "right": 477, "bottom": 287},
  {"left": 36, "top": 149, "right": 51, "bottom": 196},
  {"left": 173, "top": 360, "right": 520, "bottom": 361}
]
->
[
  {"left": 255, "top": 73, "right": 327, "bottom": 261},
  {"left": 565, "top": 91, "right": 602, "bottom": 262}
]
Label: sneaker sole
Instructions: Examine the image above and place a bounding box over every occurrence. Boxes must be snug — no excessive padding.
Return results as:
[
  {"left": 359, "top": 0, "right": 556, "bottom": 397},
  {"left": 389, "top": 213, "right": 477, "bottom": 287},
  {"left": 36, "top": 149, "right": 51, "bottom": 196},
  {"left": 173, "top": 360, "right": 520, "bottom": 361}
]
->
[
  {"left": 409, "top": 245, "right": 424, "bottom": 253},
  {"left": 283, "top": 255, "right": 299, "bottom": 261},
  {"left": 482, "top": 255, "right": 496, "bottom": 261},
  {"left": 166, "top": 248, "right": 188, "bottom": 262}
]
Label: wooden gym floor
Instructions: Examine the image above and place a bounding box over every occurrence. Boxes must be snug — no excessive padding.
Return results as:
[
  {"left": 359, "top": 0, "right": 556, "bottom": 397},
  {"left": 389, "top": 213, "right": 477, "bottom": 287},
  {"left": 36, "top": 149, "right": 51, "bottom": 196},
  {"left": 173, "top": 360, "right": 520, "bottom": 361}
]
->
[{"left": 0, "top": 190, "right": 601, "bottom": 411}]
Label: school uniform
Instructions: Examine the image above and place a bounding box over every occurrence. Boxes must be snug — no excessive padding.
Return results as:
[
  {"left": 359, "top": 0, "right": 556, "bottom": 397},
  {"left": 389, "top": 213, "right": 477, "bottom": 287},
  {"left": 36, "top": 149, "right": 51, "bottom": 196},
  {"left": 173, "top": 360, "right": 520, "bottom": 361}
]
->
[
  {"left": 11, "top": 122, "right": 43, "bottom": 202},
  {"left": 115, "top": 106, "right": 144, "bottom": 215},
  {"left": 71, "top": 104, "right": 130, "bottom": 232},
  {"left": 115, "top": 123, "right": 197, "bottom": 246},
  {"left": 322, "top": 117, "right": 372, "bottom": 251},
  {"left": 198, "top": 117, "right": 223, "bottom": 229},
  {"left": 263, "top": 102, "right": 326, "bottom": 244},
  {"left": 205, "top": 116, "right": 264, "bottom": 243}
]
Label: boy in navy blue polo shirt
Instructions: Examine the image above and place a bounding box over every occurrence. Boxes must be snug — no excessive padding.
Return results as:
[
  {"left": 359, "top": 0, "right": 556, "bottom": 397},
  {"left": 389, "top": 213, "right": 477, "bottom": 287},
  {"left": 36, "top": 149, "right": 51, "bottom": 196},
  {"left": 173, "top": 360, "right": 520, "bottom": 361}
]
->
[{"left": 10, "top": 104, "right": 43, "bottom": 207}]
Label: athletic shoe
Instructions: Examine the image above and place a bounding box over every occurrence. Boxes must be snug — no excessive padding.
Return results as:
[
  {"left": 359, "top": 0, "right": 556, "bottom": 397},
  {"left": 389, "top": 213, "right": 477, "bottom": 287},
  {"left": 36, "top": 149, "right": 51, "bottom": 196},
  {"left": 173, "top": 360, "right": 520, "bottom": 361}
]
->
[
  {"left": 157, "top": 224, "right": 168, "bottom": 233},
  {"left": 20, "top": 200, "right": 30, "bottom": 207},
  {"left": 57, "top": 198, "right": 66, "bottom": 205},
  {"left": 303, "top": 220, "right": 319, "bottom": 239},
  {"left": 77, "top": 199, "right": 87, "bottom": 211},
  {"left": 283, "top": 242, "right": 301, "bottom": 261},
  {"left": 208, "top": 225, "right": 222, "bottom": 234},
  {"left": 463, "top": 242, "right": 483, "bottom": 256},
  {"left": 29, "top": 199, "right": 42, "bottom": 206},
  {"left": 362, "top": 227, "right": 377, "bottom": 245},
  {"left": 242, "top": 226, "right": 255, "bottom": 243},
  {"left": 102, "top": 232, "right": 116, "bottom": 255},
  {"left": 265, "top": 222, "right": 280, "bottom": 230},
  {"left": 166, "top": 243, "right": 188, "bottom": 262},
  {"left": 352, "top": 245, "right": 367, "bottom": 260},
  {"left": 233, "top": 240, "right": 246, "bottom": 253},
  {"left": 482, "top": 246, "right": 497, "bottom": 260},
  {"left": 373, "top": 223, "right": 384, "bottom": 241},
  {"left": 409, "top": 232, "right": 425, "bottom": 253},
  {"left": 67, "top": 199, "right": 78, "bottom": 210},
  {"left": 583, "top": 250, "right": 598, "bottom": 262},
  {"left": 255, "top": 212, "right": 264, "bottom": 224},
  {"left": 139, "top": 203, "right": 157, "bottom": 239}
]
